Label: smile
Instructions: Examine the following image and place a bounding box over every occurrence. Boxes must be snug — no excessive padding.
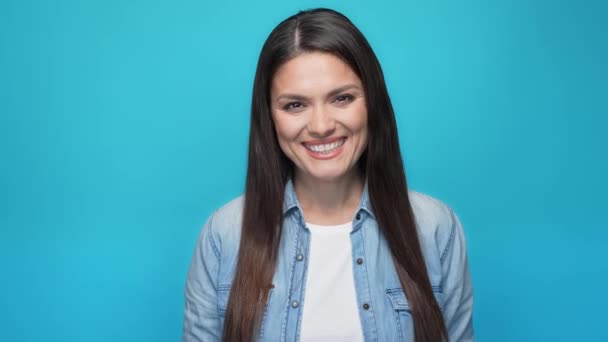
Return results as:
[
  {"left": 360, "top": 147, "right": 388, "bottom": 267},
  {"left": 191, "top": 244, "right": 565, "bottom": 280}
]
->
[{"left": 303, "top": 138, "right": 346, "bottom": 154}]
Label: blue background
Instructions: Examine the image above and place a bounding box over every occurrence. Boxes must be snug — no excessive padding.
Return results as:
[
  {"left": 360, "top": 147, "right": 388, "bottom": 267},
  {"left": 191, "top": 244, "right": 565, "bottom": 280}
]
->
[{"left": 1, "top": 0, "right": 606, "bottom": 341}]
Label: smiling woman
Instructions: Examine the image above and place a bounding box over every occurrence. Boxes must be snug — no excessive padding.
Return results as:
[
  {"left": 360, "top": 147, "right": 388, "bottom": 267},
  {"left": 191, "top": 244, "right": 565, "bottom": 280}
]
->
[
  {"left": 182, "top": 8, "right": 474, "bottom": 342},
  {"left": 271, "top": 52, "right": 369, "bottom": 200}
]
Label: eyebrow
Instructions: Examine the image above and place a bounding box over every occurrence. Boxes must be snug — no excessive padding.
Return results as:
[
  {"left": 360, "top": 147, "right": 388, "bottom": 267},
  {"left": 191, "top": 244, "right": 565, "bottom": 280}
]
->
[{"left": 274, "top": 84, "right": 361, "bottom": 102}]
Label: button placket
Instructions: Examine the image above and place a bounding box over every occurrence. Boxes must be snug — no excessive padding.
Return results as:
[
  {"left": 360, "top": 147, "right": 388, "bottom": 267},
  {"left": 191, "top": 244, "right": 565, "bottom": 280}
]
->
[
  {"left": 349, "top": 223, "right": 378, "bottom": 340},
  {"left": 284, "top": 214, "right": 311, "bottom": 341}
]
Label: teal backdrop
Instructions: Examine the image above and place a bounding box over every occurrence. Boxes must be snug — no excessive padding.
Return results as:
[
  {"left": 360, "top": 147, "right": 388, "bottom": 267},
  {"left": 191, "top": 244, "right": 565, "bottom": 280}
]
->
[{"left": 1, "top": 0, "right": 606, "bottom": 341}]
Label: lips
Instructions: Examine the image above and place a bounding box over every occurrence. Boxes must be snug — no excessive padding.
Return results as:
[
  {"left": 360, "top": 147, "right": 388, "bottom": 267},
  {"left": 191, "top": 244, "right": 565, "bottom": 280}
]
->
[
  {"left": 302, "top": 137, "right": 347, "bottom": 160},
  {"left": 302, "top": 137, "right": 346, "bottom": 153}
]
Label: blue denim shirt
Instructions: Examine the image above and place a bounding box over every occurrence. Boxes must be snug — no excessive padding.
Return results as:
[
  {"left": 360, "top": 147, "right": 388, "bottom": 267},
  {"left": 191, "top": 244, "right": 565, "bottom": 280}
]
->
[{"left": 183, "top": 180, "right": 474, "bottom": 341}]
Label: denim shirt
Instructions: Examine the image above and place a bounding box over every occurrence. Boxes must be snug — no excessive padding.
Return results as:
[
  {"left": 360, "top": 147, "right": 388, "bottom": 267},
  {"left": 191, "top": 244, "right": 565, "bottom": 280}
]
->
[{"left": 183, "top": 180, "right": 474, "bottom": 341}]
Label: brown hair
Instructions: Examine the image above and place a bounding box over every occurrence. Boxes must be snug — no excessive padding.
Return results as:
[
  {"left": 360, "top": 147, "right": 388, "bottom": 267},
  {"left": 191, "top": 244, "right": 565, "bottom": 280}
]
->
[{"left": 223, "top": 8, "right": 447, "bottom": 342}]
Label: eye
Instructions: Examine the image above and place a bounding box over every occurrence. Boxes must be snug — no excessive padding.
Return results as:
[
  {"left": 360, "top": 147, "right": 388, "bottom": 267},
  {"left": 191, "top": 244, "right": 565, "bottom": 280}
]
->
[
  {"left": 283, "top": 102, "right": 304, "bottom": 111},
  {"left": 334, "top": 94, "right": 355, "bottom": 105}
]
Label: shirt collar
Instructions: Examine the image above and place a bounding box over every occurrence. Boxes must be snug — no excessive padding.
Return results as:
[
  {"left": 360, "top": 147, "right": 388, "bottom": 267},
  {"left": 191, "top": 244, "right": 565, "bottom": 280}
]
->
[{"left": 282, "top": 177, "right": 376, "bottom": 220}]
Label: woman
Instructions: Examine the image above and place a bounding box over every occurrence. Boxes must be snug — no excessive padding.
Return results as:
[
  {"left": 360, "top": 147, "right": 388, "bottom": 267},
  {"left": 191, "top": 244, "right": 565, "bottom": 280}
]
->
[{"left": 183, "top": 8, "right": 474, "bottom": 342}]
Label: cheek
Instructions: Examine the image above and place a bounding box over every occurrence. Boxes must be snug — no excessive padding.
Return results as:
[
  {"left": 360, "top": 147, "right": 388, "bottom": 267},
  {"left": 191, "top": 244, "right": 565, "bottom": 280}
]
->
[
  {"left": 273, "top": 115, "right": 303, "bottom": 142},
  {"left": 345, "top": 104, "right": 368, "bottom": 134},
  {"left": 272, "top": 116, "right": 300, "bottom": 157},
  {"left": 349, "top": 105, "right": 368, "bottom": 149}
]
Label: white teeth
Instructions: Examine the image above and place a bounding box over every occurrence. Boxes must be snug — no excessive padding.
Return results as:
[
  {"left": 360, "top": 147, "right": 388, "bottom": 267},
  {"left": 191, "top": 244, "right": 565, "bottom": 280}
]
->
[{"left": 305, "top": 139, "right": 345, "bottom": 154}]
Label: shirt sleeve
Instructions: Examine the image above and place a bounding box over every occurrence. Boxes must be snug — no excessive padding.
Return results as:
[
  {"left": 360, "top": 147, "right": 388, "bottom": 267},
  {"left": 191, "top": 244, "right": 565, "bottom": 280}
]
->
[
  {"left": 440, "top": 207, "right": 475, "bottom": 341},
  {"left": 182, "top": 212, "right": 222, "bottom": 342}
]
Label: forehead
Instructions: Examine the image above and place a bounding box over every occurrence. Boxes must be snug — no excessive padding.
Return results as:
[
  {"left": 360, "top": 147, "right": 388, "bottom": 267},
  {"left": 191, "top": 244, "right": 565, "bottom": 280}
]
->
[{"left": 271, "top": 52, "right": 362, "bottom": 96}]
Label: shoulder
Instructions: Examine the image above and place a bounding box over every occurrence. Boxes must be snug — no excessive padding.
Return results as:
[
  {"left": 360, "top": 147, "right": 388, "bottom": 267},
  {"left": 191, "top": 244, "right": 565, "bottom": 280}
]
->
[
  {"left": 407, "top": 190, "right": 463, "bottom": 263},
  {"left": 209, "top": 195, "right": 245, "bottom": 228},
  {"left": 201, "top": 195, "right": 245, "bottom": 254},
  {"left": 408, "top": 190, "right": 455, "bottom": 224}
]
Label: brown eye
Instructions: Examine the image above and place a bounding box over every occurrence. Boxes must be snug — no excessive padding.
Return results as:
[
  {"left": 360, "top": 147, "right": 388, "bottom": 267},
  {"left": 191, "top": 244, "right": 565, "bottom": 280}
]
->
[
  {"left": 335, "top": 94, "right": 355, "bottom": 104},
  {"left": 283, "top": 102, "right": 303, "bottom": 111}
]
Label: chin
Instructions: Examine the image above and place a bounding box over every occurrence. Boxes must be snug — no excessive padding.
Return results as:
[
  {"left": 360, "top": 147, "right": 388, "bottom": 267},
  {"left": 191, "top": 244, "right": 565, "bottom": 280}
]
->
[{"left": 306, "top": 168, "right": 350, "bottom": 182}]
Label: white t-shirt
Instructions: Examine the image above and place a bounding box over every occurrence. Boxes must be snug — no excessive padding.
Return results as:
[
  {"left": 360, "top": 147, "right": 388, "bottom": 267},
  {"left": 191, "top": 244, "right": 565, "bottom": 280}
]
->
[{"left": 299, "top": 221, "right": 365, "bottom": 342}]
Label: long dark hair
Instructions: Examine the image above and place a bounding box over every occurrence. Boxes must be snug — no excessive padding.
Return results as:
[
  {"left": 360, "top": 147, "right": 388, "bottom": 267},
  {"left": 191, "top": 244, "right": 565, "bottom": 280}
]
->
[{"left": 222, "top": 8, "right": 447, "bottom": 342}]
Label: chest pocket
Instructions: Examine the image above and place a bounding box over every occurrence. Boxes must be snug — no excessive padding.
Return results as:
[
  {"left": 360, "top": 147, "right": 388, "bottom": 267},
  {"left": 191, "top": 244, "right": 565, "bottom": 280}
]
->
[{"left": 386, "top": 286, "right": 444, "bottom": 341}]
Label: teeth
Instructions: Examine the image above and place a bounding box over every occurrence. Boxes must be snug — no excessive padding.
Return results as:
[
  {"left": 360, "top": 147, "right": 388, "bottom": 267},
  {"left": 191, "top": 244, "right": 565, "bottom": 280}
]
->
[{"left": 305, "top": 139, "right": 345, "bottom": 154}]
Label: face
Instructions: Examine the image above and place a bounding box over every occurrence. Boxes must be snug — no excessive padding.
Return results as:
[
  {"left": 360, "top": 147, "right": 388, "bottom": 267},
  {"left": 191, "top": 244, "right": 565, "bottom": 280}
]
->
[{"left": 270, "top": 52, "right": 368, "bottom": 183}]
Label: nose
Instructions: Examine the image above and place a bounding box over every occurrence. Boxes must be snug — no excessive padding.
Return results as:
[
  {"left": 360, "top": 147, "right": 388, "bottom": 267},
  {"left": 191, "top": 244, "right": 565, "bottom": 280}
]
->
[{"left": 307, "top": 105, "right": 336, "bottom": 137}]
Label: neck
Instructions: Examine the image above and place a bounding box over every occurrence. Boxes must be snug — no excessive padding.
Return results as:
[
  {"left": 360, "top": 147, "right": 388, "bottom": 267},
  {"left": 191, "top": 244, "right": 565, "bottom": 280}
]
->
[{"left": 293, "top": 169, "right": 364, "bottom": 225}]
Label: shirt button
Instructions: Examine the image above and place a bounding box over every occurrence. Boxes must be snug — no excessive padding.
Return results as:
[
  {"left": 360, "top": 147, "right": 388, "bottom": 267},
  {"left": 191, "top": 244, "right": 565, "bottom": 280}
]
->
[
  {"left": 356, "top": 213, "right": 361, "bottom": 220},
  {"left": 296, "top": 254, "right": 304, "bottom": 261},
  {"left": 363, "top": 303, "right": 370, "bottom": 310},
  {"left": 356, "top": 258, "right": 364, "bottom": 265},
  {"left": 291, "top": 301, "right": 299, "bottom": 308}
]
